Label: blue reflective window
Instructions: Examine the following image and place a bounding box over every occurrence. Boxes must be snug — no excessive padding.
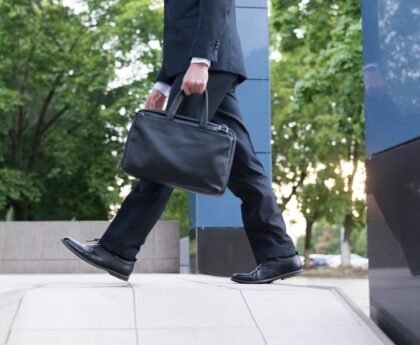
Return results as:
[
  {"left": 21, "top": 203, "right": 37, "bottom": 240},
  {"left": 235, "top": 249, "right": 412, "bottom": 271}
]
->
[{"left": 363, "top": 0, "right": 420, "bottom": 156}]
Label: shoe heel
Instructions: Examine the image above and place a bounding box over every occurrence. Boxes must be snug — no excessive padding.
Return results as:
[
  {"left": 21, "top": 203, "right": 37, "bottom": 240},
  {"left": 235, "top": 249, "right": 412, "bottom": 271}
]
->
[
  {"left": 280, "top": 268, "right": 304, "bottom": 280},
  {"left": 108, "top": 270, "right": 129, "bottom": 282}
]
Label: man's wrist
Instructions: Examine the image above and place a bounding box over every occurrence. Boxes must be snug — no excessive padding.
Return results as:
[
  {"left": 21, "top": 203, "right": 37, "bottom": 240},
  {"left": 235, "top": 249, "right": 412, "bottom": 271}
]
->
[
  {"left": 191, "top": 57, "right": 211, "bottom": 68},
  {"left": 153, "top": 81, "right": 171, "bottom": 97}
]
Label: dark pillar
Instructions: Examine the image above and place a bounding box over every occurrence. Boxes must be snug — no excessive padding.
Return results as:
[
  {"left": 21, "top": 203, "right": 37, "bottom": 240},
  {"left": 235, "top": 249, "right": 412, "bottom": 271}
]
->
[
  {"left": 363, "top": 1, "right": 420, "bottom": 344},
  {"left": 189, "top": 0, "right": 271, "bottom": 276}
]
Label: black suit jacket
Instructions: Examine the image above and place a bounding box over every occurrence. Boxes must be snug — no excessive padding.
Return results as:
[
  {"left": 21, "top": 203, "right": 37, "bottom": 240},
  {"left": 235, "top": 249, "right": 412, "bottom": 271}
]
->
[{"left": 155, "top": 0, "right": 247, "bottom": 86}]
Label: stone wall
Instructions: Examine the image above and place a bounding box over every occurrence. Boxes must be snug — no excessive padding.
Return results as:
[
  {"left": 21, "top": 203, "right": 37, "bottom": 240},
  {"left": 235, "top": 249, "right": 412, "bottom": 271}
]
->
[{"left": 0, "top": 221, "right": 179, "bottom": 273}]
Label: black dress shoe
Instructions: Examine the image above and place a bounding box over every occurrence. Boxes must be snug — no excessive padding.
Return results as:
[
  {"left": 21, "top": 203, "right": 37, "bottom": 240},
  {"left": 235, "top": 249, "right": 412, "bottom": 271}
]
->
[
  {"left": 61, "top": 237, "right": 136, "bottom": 281},
  {"left": 231, "top": 253, "right": 303, "bottom": 284}
]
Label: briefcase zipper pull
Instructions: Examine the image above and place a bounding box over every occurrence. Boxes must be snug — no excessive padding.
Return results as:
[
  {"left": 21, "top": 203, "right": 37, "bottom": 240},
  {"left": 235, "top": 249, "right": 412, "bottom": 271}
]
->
[{"left": 219, "top": 124, "right": 229, "bottom": 133}]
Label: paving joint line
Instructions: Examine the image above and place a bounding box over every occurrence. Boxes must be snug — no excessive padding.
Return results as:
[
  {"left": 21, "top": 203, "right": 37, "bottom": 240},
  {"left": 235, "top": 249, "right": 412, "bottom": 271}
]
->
[
  {"left": 174, "top": 276, "right": 240, "bottom": 291},
  {"left": 175, "top": 276, "right": 308, "bottom": 291},
  {"left": 37, "top": 283, "right": 129, "bottom": 289},
  {"left": 10, "top": 328, "right": 138, "bottom": 331},
  {"left": 128, "top": 282, "right": 140, "bottom": 345},
  {"left": 175, "top": 276, "right": 270, "bottom": 344},
  {"left": 4, "top": 286, "right": 33, "bottom": 345},
  {"left": 239, "top": 290, "right": 269, "bottom": 345}
]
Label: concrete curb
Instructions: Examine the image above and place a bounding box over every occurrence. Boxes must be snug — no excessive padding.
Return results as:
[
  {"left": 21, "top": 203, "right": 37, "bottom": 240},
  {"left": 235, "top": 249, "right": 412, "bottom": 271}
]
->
[
  {"left": 283, "top": 282, "right": 394, "bottom": 345},
  {"left": 0, "top": 221, "right": 180, "bottom": 274},
  {"left": 332, "top": 287, "right": 395, "bottom": 345}
]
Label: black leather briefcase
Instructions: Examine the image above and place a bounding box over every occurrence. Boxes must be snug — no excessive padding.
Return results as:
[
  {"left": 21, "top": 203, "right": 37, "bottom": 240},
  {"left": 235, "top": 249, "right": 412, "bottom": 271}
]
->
[{"left": 119, "top": 90, "right": 236, "bottom": 196}]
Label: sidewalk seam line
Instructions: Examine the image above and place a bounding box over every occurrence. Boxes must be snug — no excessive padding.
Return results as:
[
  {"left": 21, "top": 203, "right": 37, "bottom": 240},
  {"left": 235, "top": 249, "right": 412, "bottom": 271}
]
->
[
  {"left": 4, "top": 287, "right": 33, "bottom": 345},
  {"left": 174, "top": 276, "right": 240, "bottom": 291},
  {"left": 239, "top": 290, "right": 269, "bottom": 345},
  {"left": 128, "top": 282, "right": 140, "bottom": 345}
]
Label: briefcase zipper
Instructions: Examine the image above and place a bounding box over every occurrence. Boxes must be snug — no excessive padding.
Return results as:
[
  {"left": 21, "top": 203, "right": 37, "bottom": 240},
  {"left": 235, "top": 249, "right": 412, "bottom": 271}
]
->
[{"left": 138, "top": 111, "right": 231, "bottom": 134}]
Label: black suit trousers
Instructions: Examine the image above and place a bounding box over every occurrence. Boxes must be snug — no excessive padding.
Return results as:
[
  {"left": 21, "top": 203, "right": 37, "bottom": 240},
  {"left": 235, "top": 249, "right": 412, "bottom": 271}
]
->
[{"left": 99, "top": 71, "right": 296, "bottom": 264}]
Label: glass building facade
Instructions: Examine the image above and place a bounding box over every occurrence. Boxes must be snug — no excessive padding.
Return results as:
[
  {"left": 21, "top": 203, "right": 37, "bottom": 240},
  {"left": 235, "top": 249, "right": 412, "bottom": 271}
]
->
[
  {"left": 363, "top": 1, "right": 420, "bottom": 344},
  {"left": 189, "top": 0, "right": 271, "bottom": 275}
]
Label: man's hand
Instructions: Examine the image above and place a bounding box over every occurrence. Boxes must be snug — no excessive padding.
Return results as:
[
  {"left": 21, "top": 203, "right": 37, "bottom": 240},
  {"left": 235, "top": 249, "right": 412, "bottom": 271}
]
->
[
  {"left": 144, "top": 89, "right": 167, "bottom": 110},
  {"left": 181, "top": 63, "right": 209, "bottom": 95}
]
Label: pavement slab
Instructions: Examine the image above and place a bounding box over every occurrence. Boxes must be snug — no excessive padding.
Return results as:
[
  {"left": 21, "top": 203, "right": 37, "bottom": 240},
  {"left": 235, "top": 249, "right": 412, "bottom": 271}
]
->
[
  {"left": 0, "top": 273, "right": 391, "bottom": 345},
  {"left": 7, "top": 330, "right": 137, "bottom": 345},
  {"left": 12, "top": 287, "right": 135, "bottom": 330}
]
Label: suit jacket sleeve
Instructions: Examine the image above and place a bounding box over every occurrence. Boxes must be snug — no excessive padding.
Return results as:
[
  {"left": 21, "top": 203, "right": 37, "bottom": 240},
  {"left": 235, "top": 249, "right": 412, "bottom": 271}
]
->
[
  {"left": 154, "top": 64, "right": 175, "bottom": 85},
  {"left": 189, "top": 0, "right": 233, "bottom": 63}
]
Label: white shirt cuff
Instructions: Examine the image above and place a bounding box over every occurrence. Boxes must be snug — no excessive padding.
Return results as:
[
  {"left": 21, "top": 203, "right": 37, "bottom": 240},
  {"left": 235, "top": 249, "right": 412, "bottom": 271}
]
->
[
  {"left": 153, "top": 81, "right": 171, "bottom": 97},
  {"left": 191, "top": 57, "right": 211, "bottom": 67}
]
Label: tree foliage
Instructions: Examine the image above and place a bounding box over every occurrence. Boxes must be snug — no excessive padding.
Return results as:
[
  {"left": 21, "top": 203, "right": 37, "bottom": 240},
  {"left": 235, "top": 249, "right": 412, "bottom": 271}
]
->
[
  {"left": 0, "top": 0, "right": 162, "bottom": 220},
  {"left": 270, "top": 0, "right": 366, "bottom": 264}
]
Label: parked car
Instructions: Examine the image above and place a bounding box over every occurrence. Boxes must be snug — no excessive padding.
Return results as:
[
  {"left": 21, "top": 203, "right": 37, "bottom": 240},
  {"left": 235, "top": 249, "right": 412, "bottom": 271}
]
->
[
  {"left": 300, "top": 254, "right": 332, "bottom": 269},
  {"left": 327, "top": 254, "right": 368, "bottom": 269},
  {"left": 309, "top": 254, "right": 330, "bottom": 269}
]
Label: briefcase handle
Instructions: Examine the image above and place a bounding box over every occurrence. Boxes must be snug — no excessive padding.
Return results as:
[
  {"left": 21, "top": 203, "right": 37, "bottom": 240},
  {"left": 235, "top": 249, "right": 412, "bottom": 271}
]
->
[{"left": 167, "top": 89, "right": 209, "bottom": 128}]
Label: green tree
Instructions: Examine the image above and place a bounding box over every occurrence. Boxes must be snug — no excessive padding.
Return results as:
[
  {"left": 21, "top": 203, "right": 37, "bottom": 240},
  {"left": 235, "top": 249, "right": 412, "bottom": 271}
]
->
[
  {"left": 162, "top": 190, "right": 189, "bottom": 238},
  {"left": 0, "top": 0, "right": 162, "bottom": 220},
  {"left": 297, "top": 222, "right": 341, "bottom": 255},
  {"left": 270, "top": 0, "right": 365, "bottom": 266},
  {"left": 314, "top": 223, "right": 341, "bottom": 255}
]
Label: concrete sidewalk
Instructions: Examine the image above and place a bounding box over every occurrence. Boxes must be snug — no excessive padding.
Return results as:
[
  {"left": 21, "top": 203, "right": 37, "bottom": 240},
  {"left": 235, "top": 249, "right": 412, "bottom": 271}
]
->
[
  {"left": 290, "top": 277, "right": 370, "bottom": 316},
  {"left": 0, "top": 274, "right": 391, "bottom": 345}
]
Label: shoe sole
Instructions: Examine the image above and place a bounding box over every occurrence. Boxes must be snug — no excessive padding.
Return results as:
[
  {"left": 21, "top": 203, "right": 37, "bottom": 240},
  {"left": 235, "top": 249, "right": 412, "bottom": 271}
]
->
[
  {"left": 61, "top": 238, "right": 130, "bottom": 282},
  {"left": 230, "top": 268, "right": 304, "bottom": 284}
]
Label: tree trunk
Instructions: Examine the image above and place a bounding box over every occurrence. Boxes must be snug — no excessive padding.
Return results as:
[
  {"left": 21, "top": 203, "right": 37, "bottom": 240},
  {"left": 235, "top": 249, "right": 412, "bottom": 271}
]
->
[
  {"left": 304, "top": 219, "right": 315, "bottom": 269},
  {"left": 11, "top": 200, "right": 28, "bottom": 220},
  {"left": 340, "top": 214, "right": 353, "bottom": 267},
  {"left": 340, "top": 140, "right": 359, "bottom": 267}
]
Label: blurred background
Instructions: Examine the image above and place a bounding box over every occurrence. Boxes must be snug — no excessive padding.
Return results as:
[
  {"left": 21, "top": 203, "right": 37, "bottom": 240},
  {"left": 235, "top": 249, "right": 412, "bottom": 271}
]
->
[{"left": 0, "top": 0, "right": 367, "bottom": 275}]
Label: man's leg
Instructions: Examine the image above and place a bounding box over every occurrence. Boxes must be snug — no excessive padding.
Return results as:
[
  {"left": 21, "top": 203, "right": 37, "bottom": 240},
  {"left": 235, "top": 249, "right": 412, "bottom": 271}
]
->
[
  {"left": 99, "top": 71, "right": 239, "bottom": 261},
  {"left": 99, "top": 180, "right": 173, "bottom": 260},
  {"left": 210, "top": 90, "right": 297, "bottom": 264}
]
